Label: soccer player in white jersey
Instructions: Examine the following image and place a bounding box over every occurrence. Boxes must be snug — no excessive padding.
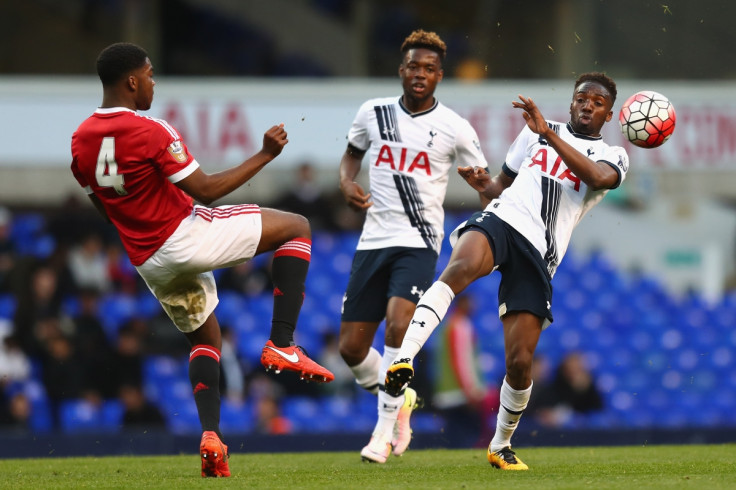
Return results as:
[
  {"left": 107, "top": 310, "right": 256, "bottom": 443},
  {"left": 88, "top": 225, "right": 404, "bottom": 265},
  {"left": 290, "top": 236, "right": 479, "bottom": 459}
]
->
[
  {"left": 385, "top": 72, "right": 629, "bottom": 469},
  {"left": 337, "top": 30, "right": 489, "bottom": 463}
]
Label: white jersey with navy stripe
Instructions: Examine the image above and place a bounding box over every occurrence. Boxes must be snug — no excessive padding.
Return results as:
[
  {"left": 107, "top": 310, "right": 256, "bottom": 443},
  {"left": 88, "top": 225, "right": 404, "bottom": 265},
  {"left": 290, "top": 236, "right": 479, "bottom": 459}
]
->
[
  {"left": 489, "top": 121, "right": 629, "bottom": 277},
  {"left": 348, "top": 96, "right": 488, "bottom": 253}
]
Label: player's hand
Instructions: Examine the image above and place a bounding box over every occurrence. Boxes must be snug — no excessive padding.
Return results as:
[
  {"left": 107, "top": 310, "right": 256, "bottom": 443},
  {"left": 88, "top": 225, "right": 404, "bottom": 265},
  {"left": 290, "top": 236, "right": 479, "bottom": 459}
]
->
[
  {"left": 512, "top": 95, "right": 549, "bottom": 137},
  {"left": 458, "top": 165, "right": 490, "bottom": 192},
  {"left": 340, "top": 181, "right": 373, "bottom": 211},
  {"left": 262, "top": 123, "right": 289, "bottom": 158}
]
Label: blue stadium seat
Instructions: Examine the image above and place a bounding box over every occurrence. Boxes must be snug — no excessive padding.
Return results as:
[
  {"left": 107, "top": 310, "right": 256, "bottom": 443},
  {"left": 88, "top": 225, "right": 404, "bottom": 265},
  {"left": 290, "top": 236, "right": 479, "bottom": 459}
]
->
[
  {"left": 59, "top": 399, "right": 106, "bottom": 433},
  {"left": 0, "top": 294, "right": 15, "bottom": 319},
  {"left": 100, "top": 400, "right": 124, "bottom": 430},
  {"left": 164, "top": 398, "right": 200, "bottom": 434},
  {"left": 217, "top": 291, "right": 247, "bottom": 327},
  {"left": 143, "top": 356, "right": 188, "bottom": 403},
  {"left": 220, "top": 399, "right": 254, "bottom": 433},
  {"left": 98, "top": 293, "right": 139, "bottom": 338}
]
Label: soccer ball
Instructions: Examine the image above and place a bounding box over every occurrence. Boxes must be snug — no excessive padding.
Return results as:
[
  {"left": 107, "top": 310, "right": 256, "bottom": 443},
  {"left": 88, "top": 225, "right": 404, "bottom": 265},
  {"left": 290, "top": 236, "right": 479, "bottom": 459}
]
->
[{"left": 618, "top": 91, "right": 676, "bottom": 148}]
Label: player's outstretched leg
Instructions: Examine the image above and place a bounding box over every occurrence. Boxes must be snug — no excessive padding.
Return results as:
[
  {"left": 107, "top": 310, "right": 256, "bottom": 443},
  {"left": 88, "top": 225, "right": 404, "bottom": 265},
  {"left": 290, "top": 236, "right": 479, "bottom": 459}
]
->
[{"left": 200, "top": 430, "right": 230, "bottom": 477}]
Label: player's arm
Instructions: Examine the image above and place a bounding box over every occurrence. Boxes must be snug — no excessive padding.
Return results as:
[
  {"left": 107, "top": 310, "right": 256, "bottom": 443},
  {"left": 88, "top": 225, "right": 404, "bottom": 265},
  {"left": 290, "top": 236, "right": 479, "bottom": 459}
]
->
[
  {"left": 512, "top": 95, "right": 618, "bottom": 190},
  {"left": 458, "top": 166, "right": 514, "bottom": 208},
  {"left": 88, "top": 193, "right": 112, "bottom": 224},
  {"left": 339, "top": 144, "right": 372, "bottom": 211},
  {"left": 176, "top": 124, "right": 288, "bottom": 205}
]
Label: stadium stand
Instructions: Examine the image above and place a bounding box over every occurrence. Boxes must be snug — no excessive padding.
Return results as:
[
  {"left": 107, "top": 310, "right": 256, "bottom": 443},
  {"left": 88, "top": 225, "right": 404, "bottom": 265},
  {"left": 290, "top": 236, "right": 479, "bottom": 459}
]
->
[{"left": 1, "top": 211, "right": 735, "bottom": 440}]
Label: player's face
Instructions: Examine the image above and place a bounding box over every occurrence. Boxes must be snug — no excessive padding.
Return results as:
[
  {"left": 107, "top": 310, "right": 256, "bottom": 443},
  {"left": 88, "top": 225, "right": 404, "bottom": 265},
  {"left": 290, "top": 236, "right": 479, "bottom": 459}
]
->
[
  {"left": 399, "top": 48, "right": 443, "bottom": 112},
  {"left": 133, "top": 58, "right": 155, "bottom": 111},
  {"left": 569, "top": 81, "right": 613, "bottom": 136}
]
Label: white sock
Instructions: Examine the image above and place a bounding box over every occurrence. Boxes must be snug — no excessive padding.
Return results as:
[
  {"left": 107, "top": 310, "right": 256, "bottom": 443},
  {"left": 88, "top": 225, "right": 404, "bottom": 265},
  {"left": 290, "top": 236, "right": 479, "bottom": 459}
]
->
[
  {"left": 373, "top": 390, "right": 403, "bottom": 438},
  {"left": 349, "top": 347, "right": 381, "bottom": 394},
  {"left": 397, "top": 281, "right": 455, "bottom": 362},
  {"left": 490, "top": 377, "right": 532, "bottom": 452},
  {"left": 381, "top": 345, "right": 400, "bottom": 384}
]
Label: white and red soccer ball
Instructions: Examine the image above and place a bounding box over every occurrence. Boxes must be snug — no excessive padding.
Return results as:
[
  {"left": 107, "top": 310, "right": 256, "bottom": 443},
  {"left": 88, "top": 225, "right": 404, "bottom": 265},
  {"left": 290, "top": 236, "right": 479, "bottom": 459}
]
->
[{"left": 618, "top": 91, "right": 676, "bottom": 148}]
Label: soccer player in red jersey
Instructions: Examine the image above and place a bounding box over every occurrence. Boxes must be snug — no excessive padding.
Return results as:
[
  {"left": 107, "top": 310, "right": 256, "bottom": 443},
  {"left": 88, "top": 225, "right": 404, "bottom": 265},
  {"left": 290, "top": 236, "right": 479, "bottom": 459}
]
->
[{"left": 71, "top": 42, "right": 333, "bottom": 477}]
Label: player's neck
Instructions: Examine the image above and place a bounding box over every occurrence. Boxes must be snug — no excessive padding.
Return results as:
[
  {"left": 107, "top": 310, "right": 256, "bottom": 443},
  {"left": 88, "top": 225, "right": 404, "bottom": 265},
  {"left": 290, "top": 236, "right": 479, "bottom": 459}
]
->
[
  {"left": 401, "top": 95, "right": 436, "bottom": 114},
  {"left": 100, "top": 93, "right": 137, "bottom": 111}
]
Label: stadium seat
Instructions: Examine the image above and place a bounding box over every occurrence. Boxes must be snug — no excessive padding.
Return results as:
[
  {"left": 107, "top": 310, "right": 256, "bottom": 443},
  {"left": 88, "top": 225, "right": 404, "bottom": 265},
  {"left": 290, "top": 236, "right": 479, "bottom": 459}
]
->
[
  {"left": 220, "top": 399, "right": 254, "bottom": 433},
  {"left": 0, "top": 294, "right": 15, "bottom": 319},
  {"left": 164, "top": 398, "right": 200, "bottom": 435},
  {"left": 59, "top": 399, "right": 104, "bottom": 433},
  {"left": 98, "top": 293, "right": 139, "bottom": 339},
  {"left": 281, "top": 396, "right": 321, "bottom": 433}
]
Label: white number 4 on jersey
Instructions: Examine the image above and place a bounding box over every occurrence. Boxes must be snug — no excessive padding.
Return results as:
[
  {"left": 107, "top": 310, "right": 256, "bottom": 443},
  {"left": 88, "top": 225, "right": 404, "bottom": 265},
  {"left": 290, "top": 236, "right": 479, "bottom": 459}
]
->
[{"left": 95, "top": 137, "right": 128, "bottom": 195}]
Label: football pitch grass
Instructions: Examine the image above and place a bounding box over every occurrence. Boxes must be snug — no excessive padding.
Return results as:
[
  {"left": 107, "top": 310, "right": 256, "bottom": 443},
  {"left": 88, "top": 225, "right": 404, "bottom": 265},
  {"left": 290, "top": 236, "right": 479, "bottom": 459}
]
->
[{"left": 1, "top": 444, "right": 734, "bottom": 489}]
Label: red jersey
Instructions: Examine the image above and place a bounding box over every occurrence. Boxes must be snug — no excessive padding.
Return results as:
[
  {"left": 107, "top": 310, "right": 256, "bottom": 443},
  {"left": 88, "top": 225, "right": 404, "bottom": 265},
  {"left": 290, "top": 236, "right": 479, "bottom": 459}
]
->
[{"left": 71, "top": 108, "right": 198, "bottom": 266}]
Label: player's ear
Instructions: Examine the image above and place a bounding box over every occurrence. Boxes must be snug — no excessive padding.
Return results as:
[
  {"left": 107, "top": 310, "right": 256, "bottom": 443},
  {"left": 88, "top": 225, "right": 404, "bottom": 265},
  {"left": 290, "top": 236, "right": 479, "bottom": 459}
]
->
[
  {"left": 605, "top": 109, "right": 613, "bottom": 122},
  {"left": 437, "top": 68, "right": 444, "bottom": 83},
  {"left": 126, "top": 74, "right": 137, "bottom": 92}
]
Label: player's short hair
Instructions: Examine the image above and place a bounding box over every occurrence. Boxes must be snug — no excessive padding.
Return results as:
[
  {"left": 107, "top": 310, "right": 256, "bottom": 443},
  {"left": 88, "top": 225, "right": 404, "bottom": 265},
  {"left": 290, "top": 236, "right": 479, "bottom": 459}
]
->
[
  {"left": 574, "top": 72, "right": 617, "bottom": 104},
  {"left": 400, "top": 29, "right": 446, "bottom": 62},
  {"left": 96, "top": 42, "right": 149, "bottom": 86}
]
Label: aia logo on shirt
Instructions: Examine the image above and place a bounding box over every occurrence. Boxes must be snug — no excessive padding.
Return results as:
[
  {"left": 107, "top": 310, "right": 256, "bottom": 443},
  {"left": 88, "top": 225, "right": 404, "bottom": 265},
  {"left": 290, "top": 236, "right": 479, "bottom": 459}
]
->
[
  {"left": 528, "top": 148, "right": 581, "bottom": 191},
  {"left": 167, "top": 140, "right": 188, "bottom": 163},
  {"left": 374, "top": 144, "right": 431, "bottom": 175}
]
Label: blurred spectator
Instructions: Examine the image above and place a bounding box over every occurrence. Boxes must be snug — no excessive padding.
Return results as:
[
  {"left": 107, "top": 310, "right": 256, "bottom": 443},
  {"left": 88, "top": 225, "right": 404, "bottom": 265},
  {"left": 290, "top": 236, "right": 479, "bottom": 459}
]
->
[
  {"left": 0, "top": 387, "right": 31, "bottom": 432},
  {"left": 41, "top": 334, "right": 86, "bottom": 426},
  {"left": 13, "top": 263, "right": 66, "bottom": 358},
  {"left": 0, "top": 206, "right": 17, "bottom": 293},
  {"left": 46, "top": 194, "right": 112, "bottom": 251},
  {"left": 318, "top": 331, "right": 357, "bottom": 397},
  {"left": 145, "top": 309, "right": 192, "bottom": 356},
  {"left": 218, "top": 259, "right": 272, "bottom": 296},
  {"left": 528, "top": 351, "right": 604, "bottom": 427},
  {"left": 0, "top": 319, "right": 31, "bottom": 384},
  {"left": 119, "top": 383, "right": 166, "bottom": 431},
  {"left": 106, "top": 242, "right": 139, "bottom": 293},
  {"left": 273, "top": 162, "right": 340, "bottom": 231},
  {"left": 432, "top": 294, "right": 498, "bottom": 447},
  {"left": 454, "top": 57, "right": 487, "bottom": 81},
  {"left": 70, "top": 288, "right": 116, "bottom": 398},
  {"left": 246, "top": 372, "right": 292, "bottom": 434},
  {"left": 254, "top": 395, "right": 292, "bottom": 435},
  {"left": 67, "top": 232, "right": 111, "bottom": 293},
  {"left": 219, "top": 326, "right": 245, "bottom": 403},
  {"left": 110, "top": 323, "right": 145, "bottom": 391}
]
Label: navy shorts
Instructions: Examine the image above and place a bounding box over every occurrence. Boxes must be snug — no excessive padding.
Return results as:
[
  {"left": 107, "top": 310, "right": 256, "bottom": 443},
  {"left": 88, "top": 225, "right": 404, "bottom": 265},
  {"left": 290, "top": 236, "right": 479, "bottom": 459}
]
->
[
  {"left": 458, "top": 211, "right": 554, "bottom": 325},
  {"left": 341, "top": 246, "right": 438, "bottom": 323}
]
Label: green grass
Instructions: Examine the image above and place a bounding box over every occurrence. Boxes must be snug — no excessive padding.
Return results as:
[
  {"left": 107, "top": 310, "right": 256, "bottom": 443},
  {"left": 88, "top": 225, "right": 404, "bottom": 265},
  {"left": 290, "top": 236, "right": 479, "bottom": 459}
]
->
[{"left": 0, "top": 445, "right": 735, "bottom": 489}]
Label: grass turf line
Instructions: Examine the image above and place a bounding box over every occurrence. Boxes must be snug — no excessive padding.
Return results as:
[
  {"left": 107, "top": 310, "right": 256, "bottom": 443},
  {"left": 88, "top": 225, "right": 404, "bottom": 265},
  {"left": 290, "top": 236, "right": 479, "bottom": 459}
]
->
[{"left": 0, "top": 444, "right": 734, "bottom": 489}]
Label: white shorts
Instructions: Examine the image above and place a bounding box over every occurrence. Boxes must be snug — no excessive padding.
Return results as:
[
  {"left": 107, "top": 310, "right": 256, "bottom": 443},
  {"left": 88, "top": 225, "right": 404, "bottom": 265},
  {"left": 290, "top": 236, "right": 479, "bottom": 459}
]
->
[{"left": 136, "top": 204, "right": 262, "bottom": 333}]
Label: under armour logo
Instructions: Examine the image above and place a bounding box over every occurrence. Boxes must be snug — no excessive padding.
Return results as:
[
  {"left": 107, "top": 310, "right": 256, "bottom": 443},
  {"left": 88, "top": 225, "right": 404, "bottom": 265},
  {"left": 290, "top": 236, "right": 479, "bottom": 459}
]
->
[
  {"left": 382, "top": 403, "right": 399, "bottom": 412},
  {"left": 410, "top": 286, "right": 424, "bottom": 297},
  {"left": 427, "top": 129, "right": 437, "bottom": 147},
  {"left": 411, "top": 319, "right": 426, "bottom": 328}
]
